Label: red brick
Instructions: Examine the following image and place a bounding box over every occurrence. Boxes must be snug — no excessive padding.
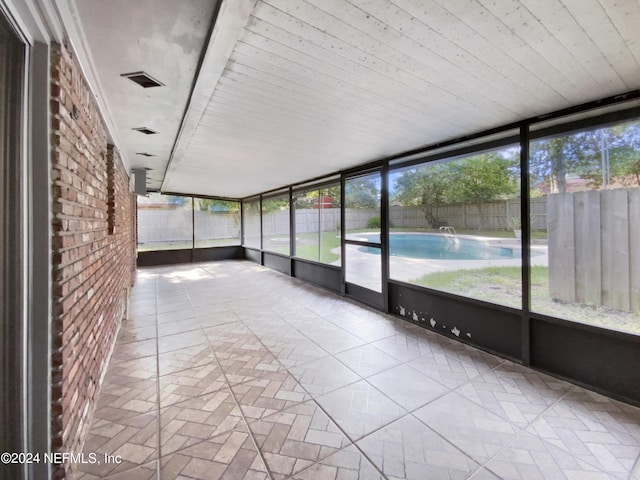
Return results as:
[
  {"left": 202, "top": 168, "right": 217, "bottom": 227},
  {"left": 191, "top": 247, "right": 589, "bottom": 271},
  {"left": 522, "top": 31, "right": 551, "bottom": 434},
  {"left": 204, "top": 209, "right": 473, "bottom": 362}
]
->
[{"left": 50, "top": 42, "right": 135, "bottom": 480}]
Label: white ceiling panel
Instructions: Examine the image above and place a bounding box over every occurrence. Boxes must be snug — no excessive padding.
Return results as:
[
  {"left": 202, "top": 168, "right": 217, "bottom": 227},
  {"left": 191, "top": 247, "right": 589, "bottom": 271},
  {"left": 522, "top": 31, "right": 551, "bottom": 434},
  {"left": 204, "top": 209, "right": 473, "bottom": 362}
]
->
[
  {"left": 72, "top": 0, "right": 217, "bottom": 190},
  {"left": 69, "top": 0, "right": 640, "bottom": 197}
]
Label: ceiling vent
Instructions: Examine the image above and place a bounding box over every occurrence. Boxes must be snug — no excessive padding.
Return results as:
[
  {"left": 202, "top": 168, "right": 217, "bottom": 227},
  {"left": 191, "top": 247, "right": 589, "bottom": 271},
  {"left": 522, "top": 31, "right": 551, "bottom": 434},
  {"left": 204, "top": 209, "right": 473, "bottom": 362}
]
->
[
  {"left": 121, "top": 71, "right": 164, "bottom": 88},
  {"left": 132, "top": 127, "right": 157, "bottom": 135}
]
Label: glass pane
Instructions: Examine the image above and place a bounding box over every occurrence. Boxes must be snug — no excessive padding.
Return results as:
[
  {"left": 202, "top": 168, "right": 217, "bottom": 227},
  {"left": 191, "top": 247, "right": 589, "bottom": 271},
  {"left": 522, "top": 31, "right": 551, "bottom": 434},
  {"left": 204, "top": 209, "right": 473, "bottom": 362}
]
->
[
  {"left": 294, "top": 184, "right": 341, "bottom": 265},
  {"left": 294, "top": 190, "right": 320, "bottom": 261},
  {"left": 530, "top": 120, "right": 640, "bottom": 335},
  {"left": 137, "top": 193, "right": 193, "bottom": 251},
  {"left": 262, "top": 193, "right": 290, "bottom": 255},
  {"left": 345, "top": 244, "right": 381, "bottom": 292},
  {"left": 319, "top": 186, "right": 341, "bottom": 265},
  {"left": 193, "top": 198, "right": 240, "bottom": 248},
  {"left": 242, "top": 199, "right": 261, "bottom": 249},
  {"left": 345, "top": 173, "right": 381, "bottom": 243},
  {"left": 388, "top": 147, "right": 522, "bottom": 308}
]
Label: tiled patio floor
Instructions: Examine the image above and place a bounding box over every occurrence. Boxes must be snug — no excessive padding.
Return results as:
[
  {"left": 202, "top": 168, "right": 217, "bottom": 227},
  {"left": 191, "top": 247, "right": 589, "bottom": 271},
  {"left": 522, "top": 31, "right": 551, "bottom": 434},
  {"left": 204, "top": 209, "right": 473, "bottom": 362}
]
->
[{"left": 78, "top": 260, "right": 640, "bottom": 480}]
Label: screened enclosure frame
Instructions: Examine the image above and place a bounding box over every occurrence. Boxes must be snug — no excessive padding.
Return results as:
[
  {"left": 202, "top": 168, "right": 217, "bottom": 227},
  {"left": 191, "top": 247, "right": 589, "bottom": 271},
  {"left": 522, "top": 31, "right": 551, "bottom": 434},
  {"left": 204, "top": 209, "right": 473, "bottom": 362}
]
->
[
  {"left": 136, "top": 191, "right": 244, "bottom": 265},
  {"left": 239, "top": 98, "right": 640, "bottom": 329},
  {"left": 291, "top": 177, "right": 342, "bottom": 266},
  {"left": 137, "top": 91, "right": 640, "bottom": 406},
  {"left": 386, "top": 133, "right": 524, "bottom": 311}
]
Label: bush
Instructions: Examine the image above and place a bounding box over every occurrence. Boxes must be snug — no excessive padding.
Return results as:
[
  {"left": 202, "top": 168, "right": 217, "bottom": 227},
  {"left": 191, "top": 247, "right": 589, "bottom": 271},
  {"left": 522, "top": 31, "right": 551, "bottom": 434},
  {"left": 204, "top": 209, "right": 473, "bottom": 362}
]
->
[
  {"left": 367, "top": 216, "right": 381, "bottom": 229},
  {"left": 366, "top": 217, "right": 394, "bottom": 229}
]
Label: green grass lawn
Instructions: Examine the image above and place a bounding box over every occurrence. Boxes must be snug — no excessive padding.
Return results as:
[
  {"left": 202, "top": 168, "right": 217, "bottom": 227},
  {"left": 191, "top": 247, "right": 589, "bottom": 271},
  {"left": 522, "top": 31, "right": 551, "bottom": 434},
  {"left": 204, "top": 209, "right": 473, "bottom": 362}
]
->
[
  {"left": 410, "top": 265, "right": 639, "bottom": 333},
  {"left": 413, "top": 266, "right": 547, "bottom": 290},
  {"left": 295, "top": 231, "right": 341, "bottom": 263}
]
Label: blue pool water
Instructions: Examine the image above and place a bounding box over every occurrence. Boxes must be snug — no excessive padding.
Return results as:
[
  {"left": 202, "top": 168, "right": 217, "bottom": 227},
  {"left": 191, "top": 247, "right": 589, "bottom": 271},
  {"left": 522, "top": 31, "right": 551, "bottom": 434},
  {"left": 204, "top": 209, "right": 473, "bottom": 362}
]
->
[{"left": 358, "top": 233, "right": 525, "bottom": 260}]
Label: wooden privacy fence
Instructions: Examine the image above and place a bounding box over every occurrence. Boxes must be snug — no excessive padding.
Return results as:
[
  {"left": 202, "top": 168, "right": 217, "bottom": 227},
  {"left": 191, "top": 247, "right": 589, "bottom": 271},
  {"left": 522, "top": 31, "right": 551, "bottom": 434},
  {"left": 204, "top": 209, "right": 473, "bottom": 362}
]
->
[
  {"left": 548, "top": 188, "right": 640, "bottom": 313},
  {"left": 389, "top": 198, "right": 547, "bottom": 230},
  {"left": 138, "top": 210, "right": 239, "bottom": 243},
  {"left": 262, "top": 200, "right": 548, "bottom": 234},
  {"left": 139, "top": 200, "right": 549, "bottom": 242},
  {"left": 263, "top": 208, "right": 374, "bottom": 234}
]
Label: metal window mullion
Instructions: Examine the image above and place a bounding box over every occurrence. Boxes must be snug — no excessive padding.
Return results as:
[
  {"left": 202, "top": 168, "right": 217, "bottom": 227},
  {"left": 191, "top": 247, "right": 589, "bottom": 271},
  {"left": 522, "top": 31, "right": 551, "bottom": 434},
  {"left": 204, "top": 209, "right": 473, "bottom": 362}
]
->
[
  {"left": 520, "top": 126, "right": 531, "bottom": 366},
  {"left": 289, "top": 187, "right": 294, "bottom": 272},
  {"left": 259, "top": 196, "right": 263, "bottom": 264},
  {"left": 240, "top": 200, "right": 244, "bottom": 247},
  {"left": 381, "top": 163, "right": 390, "bottom": 313},
  {"left": 340, "top": 175, "right": 346, "bottom": 295},
  {"left": 191, "top": 197, "right": 195, "bottom": 254},
  {"left": 317, "top": 189, "right": 322, "bottom": 262}
]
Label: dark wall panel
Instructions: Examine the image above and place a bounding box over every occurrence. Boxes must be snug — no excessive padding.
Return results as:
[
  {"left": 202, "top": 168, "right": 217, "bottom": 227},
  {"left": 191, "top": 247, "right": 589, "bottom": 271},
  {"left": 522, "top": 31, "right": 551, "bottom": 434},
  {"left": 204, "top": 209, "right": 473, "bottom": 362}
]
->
[
  {"left": 531, "top": 319, "right": 640, "bottom": 405},
  {"left": 346, "top": 282, "right": 384, "bottom": 310},
  {"left": 193, "top": 246, "right": 243, "bottom": 262},
  {"left": 244, "top": 248, "right": 261, "bottom": 264},
  {"left": 263, "top": 252, "right": 291, "bottom": 275},
  {"left": 389, "top": 282, "right": 522, "bottom": 359},
  {"left": 292, "top": 260, "right": 341, "bottom": 294},
  {"left": 137, "top": 249, "right": 192, "bottom": 267},
  {"left": 138, "top": 247, "right": 243, "bottom": 267}
]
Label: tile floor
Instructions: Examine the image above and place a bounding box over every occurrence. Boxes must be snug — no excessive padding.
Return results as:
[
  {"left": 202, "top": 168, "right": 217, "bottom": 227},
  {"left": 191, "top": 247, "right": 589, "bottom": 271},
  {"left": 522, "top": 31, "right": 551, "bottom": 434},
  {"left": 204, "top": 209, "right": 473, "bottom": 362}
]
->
[{"left": 78, "top": 260, "right": 640, "bottom": 480}]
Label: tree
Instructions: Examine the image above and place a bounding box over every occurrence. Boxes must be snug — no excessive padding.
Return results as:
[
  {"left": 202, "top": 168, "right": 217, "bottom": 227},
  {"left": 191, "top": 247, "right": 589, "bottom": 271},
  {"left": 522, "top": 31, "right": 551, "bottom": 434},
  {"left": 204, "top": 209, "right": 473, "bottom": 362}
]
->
[
  {"left": 294, "top": 193, "right": 315, "bottom": 209},
  {"left": 450, "top": 154, "right": 517, "bottom": 203},
  {"left": 392, "top": 152, "right": 518, "bottom": 229},
  {"left": 325, "top": 185, "right": 341, "bottom": 206},
  {"left": 529, "top": 120, "right": 640, "bottom": 192},
  {"left": 345, "top": 177, "right": 379, "bottom": 208},
  {"left": 294, "top": 186, "right": 340, "bottom": 209},
  {"left": 392, "top": 163, "right": 455, "bottom": 227},
  {"left": 449, "top": 153, "right": 518, "bottom": 229},
  {"left": 606, "top": 121, "right": 640, "bottom": 186},
  {"left": 193, "top": 198, "right": 241, "bottom": 231},
  {"left": 616, "top": 156, "right": 640, "bottom": 186},
  {"left": 194, "top": 198, "right": 239, "bottom": 212},
  {"left": 530, "top": 137, "right": 570, "bottom": 193},
  {"left": 262, "top": 196, "right": 289, "bottom": 213}
]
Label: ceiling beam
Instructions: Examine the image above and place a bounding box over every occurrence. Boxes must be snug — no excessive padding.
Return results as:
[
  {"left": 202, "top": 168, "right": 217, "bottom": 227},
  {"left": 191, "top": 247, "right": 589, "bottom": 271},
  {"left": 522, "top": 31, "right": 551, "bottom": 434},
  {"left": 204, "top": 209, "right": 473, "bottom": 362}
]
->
[{"left": 162, "top": 0, "right": 258, "bottom": 192}]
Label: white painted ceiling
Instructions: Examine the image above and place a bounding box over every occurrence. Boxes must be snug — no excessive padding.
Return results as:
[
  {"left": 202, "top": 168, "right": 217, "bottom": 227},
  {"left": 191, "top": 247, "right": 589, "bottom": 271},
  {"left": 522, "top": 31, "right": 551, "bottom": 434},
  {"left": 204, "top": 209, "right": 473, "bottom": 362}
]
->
[{"left": 68, "top": 0, "right": 640, "bottom": 198}]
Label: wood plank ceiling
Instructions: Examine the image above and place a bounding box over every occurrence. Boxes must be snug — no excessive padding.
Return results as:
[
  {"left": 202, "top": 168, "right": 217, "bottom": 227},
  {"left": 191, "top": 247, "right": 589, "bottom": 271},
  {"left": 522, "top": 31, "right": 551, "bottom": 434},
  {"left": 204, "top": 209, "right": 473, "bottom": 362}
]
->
[{"left": 73, "top": 0, "right": 640, "bottom": 197}]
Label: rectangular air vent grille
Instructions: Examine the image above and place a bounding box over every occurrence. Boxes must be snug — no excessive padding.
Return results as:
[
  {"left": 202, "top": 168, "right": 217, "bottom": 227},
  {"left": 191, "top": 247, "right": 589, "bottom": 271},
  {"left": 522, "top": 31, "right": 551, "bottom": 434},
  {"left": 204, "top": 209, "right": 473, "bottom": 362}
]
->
[
  {"left": 121, "top": 71, "right": 164, "bottom": 88},
  {"left": 132, "top": 127, "right": 157, "bottom": 135}
]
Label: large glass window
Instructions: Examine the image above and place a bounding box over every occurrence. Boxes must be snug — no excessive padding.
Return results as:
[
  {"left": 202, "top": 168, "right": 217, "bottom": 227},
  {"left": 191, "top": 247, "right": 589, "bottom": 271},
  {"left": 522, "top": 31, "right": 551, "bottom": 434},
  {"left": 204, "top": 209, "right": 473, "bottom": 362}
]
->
[
  {"left": 344, "top": 173, "right": 383, "bottom": 292},
  {"left": 530, "top": 119, "right": 640, "bottom": 334},
  {"left": 293, "top": 182, "right": 341, "bottom": 265},
  {"left": 193, "top": 198, "right": 240, "bottom": 248},
  {"left": 261, "top": 192, "right": 290, "bottom": 255},
  {"left": 137, "top": 193, "right": 193, "bottom": 251},
  {"left": 345, "top": 244, "right": 382, "bottom": 292},
  {"left": 344, "top": 173, "right": 381, "bottom": 240},
  {"left": 242, "top": 197, "right": 261, "bottom": 249},
  {"left": 388, "top": 147, "right": 522, "bottom": 308}
]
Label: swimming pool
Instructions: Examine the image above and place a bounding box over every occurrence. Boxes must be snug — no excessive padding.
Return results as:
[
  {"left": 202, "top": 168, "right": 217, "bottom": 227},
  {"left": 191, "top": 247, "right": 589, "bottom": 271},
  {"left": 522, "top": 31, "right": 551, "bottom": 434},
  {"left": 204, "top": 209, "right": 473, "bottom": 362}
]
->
[{"left": 358, "top": 233, "right": 526, "bottom": 260}]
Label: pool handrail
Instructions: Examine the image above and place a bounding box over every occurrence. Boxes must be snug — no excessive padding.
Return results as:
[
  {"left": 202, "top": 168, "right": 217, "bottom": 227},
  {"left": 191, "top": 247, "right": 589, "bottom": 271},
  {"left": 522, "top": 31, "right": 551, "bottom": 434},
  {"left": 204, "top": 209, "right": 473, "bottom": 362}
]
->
[{"left": 439, "top": 226, "right": 457, "bottom": 237}]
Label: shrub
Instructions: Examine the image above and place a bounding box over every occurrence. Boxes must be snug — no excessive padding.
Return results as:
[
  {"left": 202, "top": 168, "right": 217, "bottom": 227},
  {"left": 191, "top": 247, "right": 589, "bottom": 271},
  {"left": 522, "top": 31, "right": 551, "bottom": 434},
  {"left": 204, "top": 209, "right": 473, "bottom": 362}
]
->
[
  {"left": 366, "top": 217, "right": 394, "bottom": 229},
  {"left": 367, "top": 216, "right": 381, "bottom": 229}
]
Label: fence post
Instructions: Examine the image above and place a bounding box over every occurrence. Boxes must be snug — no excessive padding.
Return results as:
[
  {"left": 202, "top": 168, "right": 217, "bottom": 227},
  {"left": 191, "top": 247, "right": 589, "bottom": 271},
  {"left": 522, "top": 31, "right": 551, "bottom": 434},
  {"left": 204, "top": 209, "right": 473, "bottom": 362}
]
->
[
  {"left": 547, "top": 194, "right": 576, "bottom": 303},
  {"left": 505, "top": 200, "right": 509, "bottom": 231}
]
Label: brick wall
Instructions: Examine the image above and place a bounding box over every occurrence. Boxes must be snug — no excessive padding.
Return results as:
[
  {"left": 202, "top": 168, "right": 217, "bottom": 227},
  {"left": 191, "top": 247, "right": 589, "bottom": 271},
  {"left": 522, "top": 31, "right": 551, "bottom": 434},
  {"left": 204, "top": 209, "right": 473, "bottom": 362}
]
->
[{"left": 50, "top": 42, "right": 135, "bottom": 479}]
